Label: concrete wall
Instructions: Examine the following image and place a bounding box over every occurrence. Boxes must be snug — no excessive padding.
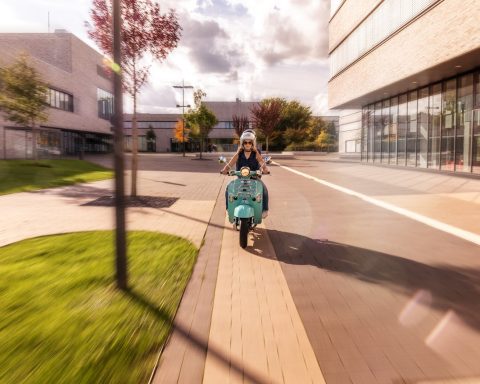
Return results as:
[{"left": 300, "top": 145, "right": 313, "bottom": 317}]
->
[
  {"left": 328, "top": 0, "right": 480, "bottom": 108},
  {"left": 0, "top": 33, "right": 113, "bottom": 136},
  {"left": 0, "top": 127, "right": 32, "bottom": 159}
]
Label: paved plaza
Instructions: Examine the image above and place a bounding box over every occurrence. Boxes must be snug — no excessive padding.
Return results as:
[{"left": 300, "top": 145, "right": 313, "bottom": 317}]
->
[{"left": 1, "top": 153, "right": 479, "bottom": 384}]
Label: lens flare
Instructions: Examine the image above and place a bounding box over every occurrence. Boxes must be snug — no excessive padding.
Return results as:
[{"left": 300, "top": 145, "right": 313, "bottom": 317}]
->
[
  {"left": 398, "top": 289, "right": 432, "bottom": 326},
  {"left": 425, "top": 310, "right": 480, "bottom": 369},
  {"left": 103, "top": 57, "right": 121, "bottom": 74}
]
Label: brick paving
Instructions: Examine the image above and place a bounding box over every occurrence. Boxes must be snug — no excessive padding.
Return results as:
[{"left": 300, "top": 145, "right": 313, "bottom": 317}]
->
[
  {"left": 202, "top": 221, "right": 325, "bottom": 384},
  {"left": 2, "top": 154, "right": 480, "bottom": 384},
  {"left": 266, "top": 159, "right": 480, "bottom": 384},
  {"left": 152, "top": 177, "right": 229, "bottom": 384}
]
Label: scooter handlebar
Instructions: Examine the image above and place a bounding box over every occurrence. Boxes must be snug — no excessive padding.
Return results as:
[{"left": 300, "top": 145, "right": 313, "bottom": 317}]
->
[{"left": 223, "top": 170, "right": 271, "bottom": 176}]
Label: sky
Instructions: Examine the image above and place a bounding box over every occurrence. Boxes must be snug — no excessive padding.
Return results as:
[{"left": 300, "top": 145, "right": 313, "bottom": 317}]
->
[{"left": 0, "top": 0, "right": 335, "bottom": 115}]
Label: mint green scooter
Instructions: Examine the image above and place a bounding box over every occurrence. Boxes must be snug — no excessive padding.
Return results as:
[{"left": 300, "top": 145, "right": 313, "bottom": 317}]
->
[
  {"left": 219, "top": 155, "right": 272, "bottom": 248},
  {"left": 225, "top": 166, "right": 264, "bottom": 248}
]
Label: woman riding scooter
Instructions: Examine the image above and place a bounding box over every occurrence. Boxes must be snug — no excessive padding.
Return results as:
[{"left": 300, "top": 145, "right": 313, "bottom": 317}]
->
[{"left": 221, "top": 129, "right": 270, "bottom": 218}]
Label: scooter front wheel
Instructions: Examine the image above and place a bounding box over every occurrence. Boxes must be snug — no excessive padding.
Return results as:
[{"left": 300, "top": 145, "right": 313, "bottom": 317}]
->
[{"left": 239, "top": 218, "right": 249, "bottom": 248}]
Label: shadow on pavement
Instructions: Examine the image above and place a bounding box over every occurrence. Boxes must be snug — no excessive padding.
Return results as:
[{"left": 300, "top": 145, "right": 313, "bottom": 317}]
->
[
  {"left": 126, "top": 289, "right": 269, "bottom": 384},
  {"left": 250, "top": 229, "right": 480, "bottom": 335},
  {"left": 86, "top": 154, "right": 224, "bottom": 174},
  {"left": 29, "top": 183, "right": 112, "bottom": 199}
]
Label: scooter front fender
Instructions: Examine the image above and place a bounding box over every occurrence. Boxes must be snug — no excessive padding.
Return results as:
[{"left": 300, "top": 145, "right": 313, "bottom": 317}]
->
[{"left": 234, "top": 205, "right": 254, "bottom": 219}]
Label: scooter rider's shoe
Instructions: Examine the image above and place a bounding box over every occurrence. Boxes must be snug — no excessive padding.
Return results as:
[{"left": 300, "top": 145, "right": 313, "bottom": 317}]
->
[{"left": 262, "top": 210, "right": 268, "bottom": 219}]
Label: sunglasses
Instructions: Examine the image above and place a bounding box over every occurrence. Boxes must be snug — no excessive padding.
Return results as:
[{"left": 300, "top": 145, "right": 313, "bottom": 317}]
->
[{"left": 243, "top": 141, "right": 253, "bottom": 145}]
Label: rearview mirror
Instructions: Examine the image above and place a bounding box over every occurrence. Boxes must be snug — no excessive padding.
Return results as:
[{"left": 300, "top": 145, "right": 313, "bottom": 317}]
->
[
  {"left": 218, "top": 156, "right": 227, "bottom": 164},
  {"left": 263, "top": 155, "right": 272, "bottom": 164}
]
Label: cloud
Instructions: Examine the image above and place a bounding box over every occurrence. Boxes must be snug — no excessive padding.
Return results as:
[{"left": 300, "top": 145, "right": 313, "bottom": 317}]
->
[
  {"left": 313, "top": 93, "right": 329, "bottom": 115},
  {"left": 190, "top": 48, "right": 232, "bottom": 73},
  {"left": 179, "top": 14, "right": 240, "bottom": 73},
  {"left": 180, "top": 17, "right": 228, "bottom": 41},
  {"left": 240, "top": 0, "right": 330, "bottom": 65},
  {"left": 195, "top": 0, "right": 248, "bottom": 18},
  {"left": 1, "top": 0, "right": 333, "bottom": 115}
]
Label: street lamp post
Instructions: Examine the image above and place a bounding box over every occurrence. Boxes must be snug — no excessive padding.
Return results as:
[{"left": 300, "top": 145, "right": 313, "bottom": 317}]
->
[{"left": 173, "top": 80, "right": 193, "bottom": 156}]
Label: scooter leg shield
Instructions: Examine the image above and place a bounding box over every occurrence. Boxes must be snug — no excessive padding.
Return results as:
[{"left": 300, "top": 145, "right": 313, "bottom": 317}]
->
[{"left": 234, "top": 205, "right": 254, "bottom": 219}]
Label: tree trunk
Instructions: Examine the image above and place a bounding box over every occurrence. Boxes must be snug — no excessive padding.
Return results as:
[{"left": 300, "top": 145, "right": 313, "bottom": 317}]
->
[
  {"left": 199, "top": 133, "right": 203, "bottom": 159},
  {"left": 131, "top": 92, "right": 138, "bottom": 197},
  {"left": 266, "top": 136, "right": 269, "bottom": 154}
]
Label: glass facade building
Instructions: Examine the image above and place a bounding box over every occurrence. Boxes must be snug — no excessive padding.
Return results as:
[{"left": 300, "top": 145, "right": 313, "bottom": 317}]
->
[{"left": 361, "top": 68, "right": 480, "bottom": 174}]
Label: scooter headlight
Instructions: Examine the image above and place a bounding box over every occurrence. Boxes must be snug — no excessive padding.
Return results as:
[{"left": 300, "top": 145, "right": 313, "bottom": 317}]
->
[{"left": 240, "top": 167, "right": 250, "bottom": 177}]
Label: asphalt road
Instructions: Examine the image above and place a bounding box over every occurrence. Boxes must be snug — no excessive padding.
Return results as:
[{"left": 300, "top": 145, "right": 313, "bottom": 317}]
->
[{"left": 260, "top": 157, "right": 480, "bottom": 384}]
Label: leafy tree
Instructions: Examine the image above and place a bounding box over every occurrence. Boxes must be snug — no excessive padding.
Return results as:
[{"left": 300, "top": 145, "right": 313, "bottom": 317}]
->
[
  {"left": 316, "top": 130, "right": 335, "bottom": 152},
  {"left": 284, "top": 127, "right": 306, "bottom": 147},
  {"left": 88, "top": 0, "right": 181, "bottom": 196},
  {"left": 185, "top": 89, "right": 217, "bottom": 159},
  {"left": 306, "top": 117, "right": 338, "bottom": 151},
  {"left": 250, "top": 98, "right": 284, "bottom": 153},
  {"left": 232, "top": 114, "right": 249, "bottom": 139},
  {"left": 281, "top": 101, "right": 311, "bottom": 149},
  {"left": 173, "top": 119, "right": 189, "bottom": 143},
  {"left": 186, "top": 105, "right": 218, "bottom": 159},
  {"left": 307, "top": 116, "right": 329, "bottom": 141},
  {"left": 0, "top": 54, "right": 48, "bottom": 160},
  {"left": 280, "top": 100, "right": 311, "bottom": 133}
]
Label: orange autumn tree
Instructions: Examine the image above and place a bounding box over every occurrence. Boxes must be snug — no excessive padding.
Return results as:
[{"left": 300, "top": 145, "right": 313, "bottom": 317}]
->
[{"left": 173, "top": 119, "right": 190, "bottom": 144}]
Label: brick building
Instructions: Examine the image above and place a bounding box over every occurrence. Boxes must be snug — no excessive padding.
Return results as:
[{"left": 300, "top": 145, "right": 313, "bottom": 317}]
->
[
  {"left": 124, "top": 100, "right": 259, "bottom": 153},
  {"left": 0, "top": 32, "right": 114, "bottom": 159},
  {"left": 329, "top": 0, "right": 480, "bottom": 174}
]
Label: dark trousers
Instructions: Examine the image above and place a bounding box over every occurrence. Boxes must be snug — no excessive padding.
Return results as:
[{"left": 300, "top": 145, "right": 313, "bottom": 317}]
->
[{"left": 225, "top": 180, "right": 269, "bottom": 211}]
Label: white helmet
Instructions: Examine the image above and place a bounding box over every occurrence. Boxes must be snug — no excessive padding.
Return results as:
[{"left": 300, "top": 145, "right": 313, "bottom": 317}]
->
[{"left": 240, "top": 129, "right": 256, "bottom": 147}]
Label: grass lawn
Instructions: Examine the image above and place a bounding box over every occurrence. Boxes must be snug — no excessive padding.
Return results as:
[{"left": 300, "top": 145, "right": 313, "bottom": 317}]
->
[
  {"left": 0, "top": 231, "right": 198, "bottom": 384},
  {"left": 0, "top": 159, "right": 112, "bottom": 195}
]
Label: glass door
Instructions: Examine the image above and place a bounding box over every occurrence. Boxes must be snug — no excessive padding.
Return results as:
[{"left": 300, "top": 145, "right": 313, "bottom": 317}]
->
[{"left": 472, "top": 109, "right": 480, "bottom": 174}]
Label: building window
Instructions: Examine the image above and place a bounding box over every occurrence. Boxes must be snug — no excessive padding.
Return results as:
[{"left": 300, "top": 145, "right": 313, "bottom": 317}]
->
[
  {"left": 417, "top": 87, "right": 429, "bottom": 168},
  {"left": 329, "top": 0, "right": 438, "bottom": 78},
  {"left": 97, "top": 88, "right": 114, "bottom": 120},
  {"left": 46, "top": 88, "right": 74, "bottom": 112},
  {"left": 367, "top": 104, "right": 374, "bottom": 162},
  {"left": 214, "top": 121, "right": 235, "bottom": 129},
  {"left": 441, "top": 79, "right": 456, "bottom": 171},
  {"left": 381, "top": 99, "right": 390, "bottom": 164},
  {"left": 390, "top": 97, "right": 398, "bottom": 163},
  {"left": 407, "top": 90, "right": 418, "bottom": 167},
  {"left": 455, "top": 73, "right": 474, "bottom": 172},
  {"left": 397, "top": 94, "right": 408, "bottom": 166},
  {"left": 374, "top": 102, "right": 382, "bottom": 162},
  {"left": 360, "top": 68, "right": 480, "bottom": 175},
  {"left": 473, "top": 72, "right": 480, "bottom": 174}
]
